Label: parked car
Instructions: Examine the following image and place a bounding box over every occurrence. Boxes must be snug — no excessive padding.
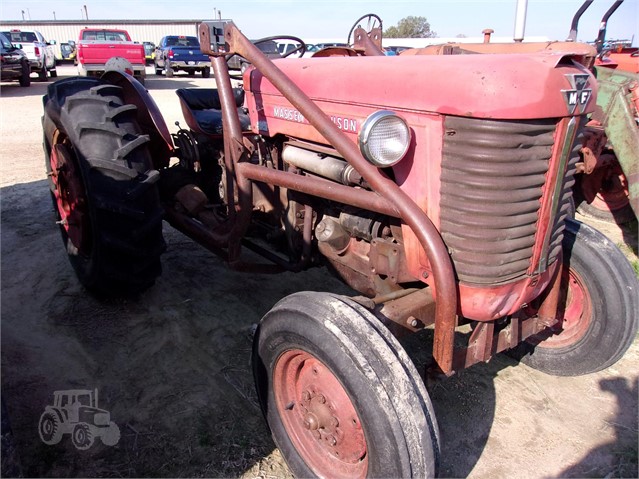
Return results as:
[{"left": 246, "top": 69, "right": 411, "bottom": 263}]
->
[
  {"left": 76, "top": 28, "right": 146, "bottom": 84},
  {"left": 143, "top": 41, "right": 155, "bottom": 64},
  {"left": 56, "top": 42, "right": 76, "bottom": 63},
  {"left": 1, "top": 29, "right": 56, "bottom": 81},
  {"left": 0, "top": 32, "right": 30, "bottom": 86},
  {"left": 154, "top": 35, "right": 210, "bottom": 77}
]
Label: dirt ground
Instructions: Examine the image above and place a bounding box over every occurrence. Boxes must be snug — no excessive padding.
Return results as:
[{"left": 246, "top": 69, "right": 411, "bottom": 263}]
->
[{"left": 1, "top": 65, "right": 638, "bottom": 479}]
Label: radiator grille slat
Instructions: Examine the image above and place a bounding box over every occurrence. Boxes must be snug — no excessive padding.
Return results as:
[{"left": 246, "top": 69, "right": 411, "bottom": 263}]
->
[{"left": 441, "top": 117, "right": 558, "bottom": 284}]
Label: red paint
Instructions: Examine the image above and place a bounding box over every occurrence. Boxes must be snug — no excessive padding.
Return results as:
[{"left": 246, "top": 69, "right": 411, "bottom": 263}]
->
[{"left": 273, "top": 350, "right": 368, "bottom": 478}]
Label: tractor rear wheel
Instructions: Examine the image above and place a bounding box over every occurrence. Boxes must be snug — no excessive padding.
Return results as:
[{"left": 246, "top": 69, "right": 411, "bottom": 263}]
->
[
  {"left": 38, "top": 411, "right": 63, "bottom": 445},
  {"left": 253, "top": 292, "right": 440, "bottom": 478},
  {"left": 515, "top": 219, "right": 639, "bottom": 376},
  {"left": 72, "top": 423, "right": 94, "bottom": 450},
  {"left": 43, "top": 78, "right": 165, "bottom": 296},
  {"left": 575, "top": 158, "right": 635, "bottom": 223}
]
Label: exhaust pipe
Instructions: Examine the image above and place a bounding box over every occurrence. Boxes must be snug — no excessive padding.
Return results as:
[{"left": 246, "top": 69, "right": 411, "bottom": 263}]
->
[
  {"left": 513, "top": 0, "right": 528, "bottom": 42},
  {"left": 567, "top": 0, "right": 594, "bottom": 41},
  {"left": 595, "top": 0, "right": 625, "bottom": 53}
]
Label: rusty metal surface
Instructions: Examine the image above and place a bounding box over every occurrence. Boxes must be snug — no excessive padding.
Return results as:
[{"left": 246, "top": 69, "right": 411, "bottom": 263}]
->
[
  {"left": 237, "top": 163, "right": 397, "bottom": 217},
  {"left": 440, "top": 117, "right": 556, "bottom": 284},
  {"left": 375, "top": 288, "right": 436, "bottom": 337},
  {"left": 406, "top": 41, "right": 597, "bottom": 69},
  {"left": 351, "top": 26, "right": 384, "bottom": 56},
  {"left": 592, "top": 66, "right": 639, "bottom": 216},
  {"left": 224, "top": 22, "right": 458, "bottom": 373},
  {"left": 452, "top": 314, "right": 557, "bottom": 371}
]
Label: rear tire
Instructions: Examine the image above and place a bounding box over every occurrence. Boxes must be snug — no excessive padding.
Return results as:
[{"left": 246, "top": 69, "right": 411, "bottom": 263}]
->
[
  {"left": 202, "top": 67, "right": 210, "bottom": 78},
  {"left": 514, "top": 219, "right": 639, "bottom": 376},
  {"left": 43, "top": 77, "right": 165, "bottom": 296},
  {"left": 38, "top": 64, "right": 48, "bottom": 81},
  {"left": 38, "top": 411, "right": 63, "bottom": 445},
  {"left": 253, "top": 292, "right": 440, "bottom": 478}
]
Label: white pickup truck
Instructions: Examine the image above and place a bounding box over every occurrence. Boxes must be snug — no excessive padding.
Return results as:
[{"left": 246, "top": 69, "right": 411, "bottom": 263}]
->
[{"left": 1, "top": 29, "right": 57, "bottom": 80}]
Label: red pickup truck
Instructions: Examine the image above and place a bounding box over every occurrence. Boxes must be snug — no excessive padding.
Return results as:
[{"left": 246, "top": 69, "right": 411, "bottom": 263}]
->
[{"left": 76, "top": 28, "right": 146, "bottom": 83}]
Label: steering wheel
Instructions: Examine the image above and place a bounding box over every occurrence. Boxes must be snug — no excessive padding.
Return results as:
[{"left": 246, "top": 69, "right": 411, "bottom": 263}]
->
[
  {"left": 347, "top": 14, "right": 383, "bottom": 45},
  {"left": 226, "top": 35, "right": 306, "bottom": 80}
]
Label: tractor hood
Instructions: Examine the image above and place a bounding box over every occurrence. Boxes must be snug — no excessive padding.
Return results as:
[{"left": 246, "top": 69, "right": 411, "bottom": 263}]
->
[{"left": 245, "top": 52, "right": 596, "bottom": 143}]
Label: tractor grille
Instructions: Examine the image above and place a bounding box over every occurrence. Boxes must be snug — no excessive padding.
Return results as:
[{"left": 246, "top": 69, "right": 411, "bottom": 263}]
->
[{"left": 440, "top": 116, "right": 579, "bottom": 285}]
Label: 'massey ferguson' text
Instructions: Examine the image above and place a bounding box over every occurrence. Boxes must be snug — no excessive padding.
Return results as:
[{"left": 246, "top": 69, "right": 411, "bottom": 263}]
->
[{"left": 272, "top": 106, "right": 358, "bottom": 132}]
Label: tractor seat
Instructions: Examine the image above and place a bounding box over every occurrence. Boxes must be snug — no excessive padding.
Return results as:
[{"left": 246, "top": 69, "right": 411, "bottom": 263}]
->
[{"left": 175, "top": 88, "right": 251, "bottom": 135}]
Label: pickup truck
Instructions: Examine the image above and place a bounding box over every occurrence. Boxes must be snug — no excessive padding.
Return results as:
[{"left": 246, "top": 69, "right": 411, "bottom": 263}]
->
[
  {"left": 1, "top": 29, "right": 57, "bottom": 80},
  {"left": 154, "top": 35, "right": 211, "bottom": 77},
  {"left": 76, "top": 29, "right": 146, "bottom": 84}
]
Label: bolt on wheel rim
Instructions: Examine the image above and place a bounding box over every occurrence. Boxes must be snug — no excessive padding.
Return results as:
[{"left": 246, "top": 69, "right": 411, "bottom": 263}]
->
[{"left": 273, "top": 349, "right": 368, "bottom": 478}]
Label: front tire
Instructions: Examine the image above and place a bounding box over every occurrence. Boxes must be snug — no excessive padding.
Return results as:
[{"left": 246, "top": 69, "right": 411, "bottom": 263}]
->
[
  {"left": 72, "top": 423, "right": 94, "bottom": 450},
  {"left": 43, "top": 78, "right": 165, "bottom": 295},
  {"left": 515, "top": 219, "right": 639, "bottom": 376},
  {"left": 253, "top": 292, "right": 440, "bottom": 478},
  {"left": 19, "top": 63, "right": 30, "bottom": 87}
]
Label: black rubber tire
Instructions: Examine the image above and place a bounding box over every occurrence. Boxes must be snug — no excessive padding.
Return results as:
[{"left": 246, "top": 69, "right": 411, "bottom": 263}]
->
[
  {"left": 72, "top": 423, "right": 94, "bottom": 450},
  {"left": 19, "top": 62, "right": 30, "bottom": 87},
  {"left": 515, "top": 219, "right": 639, "bottom": 376},
  {"left": 154, "top": 62, "right": 162, "bottom": 75},
  {"left": 253, "top": 292, "right": 440, "bottom": 478},
  {"left": 38, "top": 411, "right": 63, "bottom": 445},
  {"left": 43, "top": 77, "right": 165, "bottom": 296},
  {"left": 575, "top": 199, "right": 635, "bottom": 224},
  {"left": 38, "top": 64, "right": 48, "bottom": 81},
  {"left": 49, "top": 65, "right": 58, "bottom": 78},
  {"left": 202, "top": 67, "right": 210, "bottom": 78}
]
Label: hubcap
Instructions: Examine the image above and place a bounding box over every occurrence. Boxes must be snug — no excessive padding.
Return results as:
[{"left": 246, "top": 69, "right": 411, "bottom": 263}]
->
[
  {"left": 50, "top": 143, "right": 90, "bottom": 254},
  {"left": 273, "top": 349, "right": 367, "bottom": 478}
]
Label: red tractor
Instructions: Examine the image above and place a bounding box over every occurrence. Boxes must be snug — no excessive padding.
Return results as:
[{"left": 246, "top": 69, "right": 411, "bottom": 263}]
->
[{"left": 42, "top": 18, "right": 637, "bottom": 478}]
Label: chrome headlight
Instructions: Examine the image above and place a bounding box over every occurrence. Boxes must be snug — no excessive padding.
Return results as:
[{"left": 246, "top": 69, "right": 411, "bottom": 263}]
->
[{"left": 358, "top": 111, "right": 411, "bottom": 167}]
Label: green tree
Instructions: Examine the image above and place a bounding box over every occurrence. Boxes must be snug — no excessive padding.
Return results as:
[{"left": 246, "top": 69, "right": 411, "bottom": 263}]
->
[{"left": 384, "top": 16, "right": 436, "bottom": 38}]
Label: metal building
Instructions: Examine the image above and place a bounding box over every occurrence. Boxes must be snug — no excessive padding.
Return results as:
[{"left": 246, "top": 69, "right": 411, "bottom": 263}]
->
[{"left": 0, "top": 20, "right": 211, "bottom": 46}]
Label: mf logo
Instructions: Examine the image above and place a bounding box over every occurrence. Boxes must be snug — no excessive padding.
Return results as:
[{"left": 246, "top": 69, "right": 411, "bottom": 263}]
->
[{"left": 562, "top": 74, "right": 592, "bottom": 114}]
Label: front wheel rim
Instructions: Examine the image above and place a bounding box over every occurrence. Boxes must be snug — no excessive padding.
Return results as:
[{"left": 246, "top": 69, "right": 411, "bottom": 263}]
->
[
  {"left": 273, "top": 349, "right": 368, "bottom": 478},
  {"left": 539, "top": 266, "right": 592, "bottom": 349}
]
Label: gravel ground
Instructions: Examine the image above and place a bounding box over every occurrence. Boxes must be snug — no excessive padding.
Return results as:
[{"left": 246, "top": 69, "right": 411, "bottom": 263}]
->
[{"left": 1, "top": 64, "right": 638, "bottom": 478}]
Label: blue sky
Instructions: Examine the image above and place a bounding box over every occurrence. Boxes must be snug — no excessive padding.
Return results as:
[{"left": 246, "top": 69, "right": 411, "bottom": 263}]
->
[{"left": 1, "top": 0, "right": 637, "bottom": 44}]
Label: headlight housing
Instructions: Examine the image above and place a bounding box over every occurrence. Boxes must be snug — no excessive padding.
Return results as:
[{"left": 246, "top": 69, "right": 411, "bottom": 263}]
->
[{"left": 358, "top": 111, "right": 411, "bottom": 167}]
